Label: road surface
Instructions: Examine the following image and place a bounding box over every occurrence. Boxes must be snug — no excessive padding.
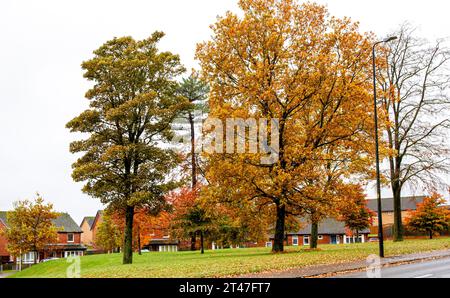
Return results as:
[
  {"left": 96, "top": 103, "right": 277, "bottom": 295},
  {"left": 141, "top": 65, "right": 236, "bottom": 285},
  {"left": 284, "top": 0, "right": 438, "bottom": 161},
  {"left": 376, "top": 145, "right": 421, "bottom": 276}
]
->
[{"left": 334, "top": 257, "right": 450, "bottom": 278}]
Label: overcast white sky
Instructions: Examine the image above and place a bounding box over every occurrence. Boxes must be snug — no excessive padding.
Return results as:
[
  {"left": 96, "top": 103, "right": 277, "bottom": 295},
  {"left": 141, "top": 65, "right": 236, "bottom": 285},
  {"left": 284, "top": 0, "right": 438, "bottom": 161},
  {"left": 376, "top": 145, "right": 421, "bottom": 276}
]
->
[{"left": 1, "top": 0, "right": 449, "bottom": 224}]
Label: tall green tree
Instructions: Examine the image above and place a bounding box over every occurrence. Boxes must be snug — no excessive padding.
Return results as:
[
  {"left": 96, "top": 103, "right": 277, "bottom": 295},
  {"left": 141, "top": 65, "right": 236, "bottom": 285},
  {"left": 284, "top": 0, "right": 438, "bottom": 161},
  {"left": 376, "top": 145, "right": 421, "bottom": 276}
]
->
[
  {"left": 67, "top": 32, "right": 186, "bottom": 264},
  {"left": 3, "top": 195, "right": 58, "bottom": 266},
  {"left": 178, "top": 73, "right": 209, "bottom": 188},
  {"left": 177, "top": 74, "right": 209, "bottom": 250}
]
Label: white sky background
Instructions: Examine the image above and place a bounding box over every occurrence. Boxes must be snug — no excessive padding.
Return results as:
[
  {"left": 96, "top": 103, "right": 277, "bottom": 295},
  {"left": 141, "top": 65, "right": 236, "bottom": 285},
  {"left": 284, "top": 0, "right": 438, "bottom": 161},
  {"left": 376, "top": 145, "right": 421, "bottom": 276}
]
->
[{"left": 0, "top": 0, "right": 449, "bottom": 223}]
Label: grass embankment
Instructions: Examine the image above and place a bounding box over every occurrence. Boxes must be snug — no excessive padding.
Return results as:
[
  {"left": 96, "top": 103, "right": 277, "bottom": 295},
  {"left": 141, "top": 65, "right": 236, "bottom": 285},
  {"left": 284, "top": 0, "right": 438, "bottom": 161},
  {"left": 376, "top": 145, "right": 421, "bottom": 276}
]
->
[{"left": 10, "top": 238, "right": 450, "bottom": 278}]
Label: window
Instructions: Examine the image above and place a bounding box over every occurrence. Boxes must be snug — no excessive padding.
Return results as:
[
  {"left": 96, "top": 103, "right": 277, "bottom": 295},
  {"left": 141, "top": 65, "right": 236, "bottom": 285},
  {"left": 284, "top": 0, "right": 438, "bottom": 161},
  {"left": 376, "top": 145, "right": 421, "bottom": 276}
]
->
[
  {"left": 64, "top": 251, "right": 83, "bottom": 258},
  {"left": 344, "top": 235, "right": 364, "bottom": 244},
  {"left": 318, "top": 235, "right": 323, "bottom": 240},
  {"left": 67, "top": 233, "right": 74, "bottom": 243},
  {"left": 292, "top": 236, "right": 299, "bottom": 246},
  {"left": 265, "top": 242, "right": 272, "bottom": 248},
  {"left": 303, "top": 236, "right": 310, "bottom": 246},
  {"left": 158, "top": 245, "right": 178, "bottom": 252},
  {"left": 19, "top": 252, "right": 36, "bottom": 264}
]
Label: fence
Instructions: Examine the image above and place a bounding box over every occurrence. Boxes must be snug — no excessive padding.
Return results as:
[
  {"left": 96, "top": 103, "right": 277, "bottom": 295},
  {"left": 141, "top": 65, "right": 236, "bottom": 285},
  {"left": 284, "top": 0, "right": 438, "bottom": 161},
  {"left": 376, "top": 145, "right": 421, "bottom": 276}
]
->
[{"left": 0, "top": 263, "right": 33, "bottom": 272}]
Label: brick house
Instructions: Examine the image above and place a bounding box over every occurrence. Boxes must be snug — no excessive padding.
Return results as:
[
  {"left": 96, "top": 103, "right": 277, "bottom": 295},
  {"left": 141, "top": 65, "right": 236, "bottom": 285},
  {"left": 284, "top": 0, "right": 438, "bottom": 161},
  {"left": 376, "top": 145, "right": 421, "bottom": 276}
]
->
[
  {"left": 269, "top": 218, "right": 370, "bottom": 247},
  {"left": 90, "top": 210, "right": 103, "bottom": 247},
  {"left": 80, "top": 216, "right": 95, "bottom": 246},
  {"left": 0, "top": 212, "right": 9, "bottom": 263},
  {"left": 0, "top": 211, "right": 86, "bottom": 263},
  {"left": 366, "top": 196, "right": 426, "bottom": 228}
]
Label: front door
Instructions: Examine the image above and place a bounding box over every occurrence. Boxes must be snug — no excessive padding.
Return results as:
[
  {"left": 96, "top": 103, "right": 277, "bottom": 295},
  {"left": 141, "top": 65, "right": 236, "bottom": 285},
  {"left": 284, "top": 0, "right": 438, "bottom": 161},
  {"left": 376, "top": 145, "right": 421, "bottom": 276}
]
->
[{"left": 330, "top": 235, "right": 337, "bottom": 244}]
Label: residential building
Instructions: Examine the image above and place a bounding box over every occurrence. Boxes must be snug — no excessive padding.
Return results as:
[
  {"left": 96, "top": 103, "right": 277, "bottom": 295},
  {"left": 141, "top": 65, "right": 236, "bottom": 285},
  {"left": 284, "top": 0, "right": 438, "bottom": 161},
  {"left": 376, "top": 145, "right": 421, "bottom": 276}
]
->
[
  {"left": 0, "top": 212, "right": 9, "bottom": 263},
  {"left": 0, "top": 211, "right": 86, "bottom": 263},
  {"left": 90, "top": 210, "right": 103, "bottom": 247},
  {"left": 269, "top": 217, "right": 370, "bottom": 247},
  {"left": 80, "top": 216, "right": 95, "bottom": 246},
  {"left": 366, "top": 196, "right": 426, "bottom": 227}
]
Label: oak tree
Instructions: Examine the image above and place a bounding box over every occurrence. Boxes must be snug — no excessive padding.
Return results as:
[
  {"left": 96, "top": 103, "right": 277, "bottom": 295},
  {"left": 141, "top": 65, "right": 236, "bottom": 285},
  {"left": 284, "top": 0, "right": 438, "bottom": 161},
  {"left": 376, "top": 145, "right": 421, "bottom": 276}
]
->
[{"left": 197, "top": 0, "right": 378, "bottom": 252}]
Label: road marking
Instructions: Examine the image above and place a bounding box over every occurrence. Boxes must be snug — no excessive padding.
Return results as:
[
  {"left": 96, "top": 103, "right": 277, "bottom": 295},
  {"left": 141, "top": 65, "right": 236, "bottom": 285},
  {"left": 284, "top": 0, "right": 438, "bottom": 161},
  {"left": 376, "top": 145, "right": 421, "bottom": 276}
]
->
[{"left": 414, "top": 274, "right": 433, "bottom": 278}]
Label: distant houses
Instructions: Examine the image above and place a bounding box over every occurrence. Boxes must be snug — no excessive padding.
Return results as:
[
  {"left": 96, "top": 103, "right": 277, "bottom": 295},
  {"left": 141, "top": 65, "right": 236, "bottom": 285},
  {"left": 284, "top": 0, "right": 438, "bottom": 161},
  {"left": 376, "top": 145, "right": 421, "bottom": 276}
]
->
[
  {"left": 0, "top": 195, "right": 438, "bottom": 265},
  {"left": 267, "top": 196, "right": 429, "bottom": 247},
  {"left": 0, "top": 211, "right": 86, "bottom": 264},
  {"left": 80, "top": 216, "right": 95, "bottom": 246},
  {"left": 366, "top": 196, "right": 426, "bottom": 228},
  {"left": 287, "top": 218, "right": 370, "bottom": 246},
  {"left": 0, "top": 212, "right": 9, "bottom": 263}
]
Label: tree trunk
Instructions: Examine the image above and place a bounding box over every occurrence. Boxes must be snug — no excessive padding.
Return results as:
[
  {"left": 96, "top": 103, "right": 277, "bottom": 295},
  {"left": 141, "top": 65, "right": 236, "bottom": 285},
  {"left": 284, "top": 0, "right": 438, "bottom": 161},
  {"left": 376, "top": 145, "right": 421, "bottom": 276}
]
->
[
  {"left": 123, "top": 206, "right": 135, "bottom": 264},
  {"left": 429, "top": 230, "right": 433, "bottom": 239},
  {"left": 190, "top": 233, "right": 196, "bottom": 251},
  {"left": 273, "top": 204, "right": 286, "bottom": 253},
  {"left": 188, "top": 111, "right": 197, "bottom": 188},
  {"left": 137, "top": 225, "right": 142, "bottom": 255},
  {"left": 310, "top": 221, "right": 318, "bottom": 249},
  {"left": 200, "top": 231, "right": 204, "bottom": 254},
  {"left": 392, "top": 183, "right": 404, "bottom": 242},
  {"left": 34, "top": 249, "right": 38, "bottom": 265},
  {"left": 356, "top": 231, "right": 360, "bottom": 243}
]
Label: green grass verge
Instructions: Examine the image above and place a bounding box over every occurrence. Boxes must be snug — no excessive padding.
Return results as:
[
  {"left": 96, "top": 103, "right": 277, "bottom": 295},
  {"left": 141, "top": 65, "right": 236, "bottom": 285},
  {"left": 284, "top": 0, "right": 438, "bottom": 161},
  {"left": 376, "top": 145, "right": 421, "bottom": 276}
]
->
[{"left": 10, "top": 238, "right": 450, "bottom": 278}]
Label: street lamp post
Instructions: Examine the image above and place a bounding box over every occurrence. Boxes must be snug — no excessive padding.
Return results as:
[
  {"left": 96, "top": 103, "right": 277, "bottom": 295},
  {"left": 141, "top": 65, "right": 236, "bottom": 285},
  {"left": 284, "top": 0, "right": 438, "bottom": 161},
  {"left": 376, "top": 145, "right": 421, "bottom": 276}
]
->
[{"left": 372, "top": 36, "right": 397, "bottom": 258}]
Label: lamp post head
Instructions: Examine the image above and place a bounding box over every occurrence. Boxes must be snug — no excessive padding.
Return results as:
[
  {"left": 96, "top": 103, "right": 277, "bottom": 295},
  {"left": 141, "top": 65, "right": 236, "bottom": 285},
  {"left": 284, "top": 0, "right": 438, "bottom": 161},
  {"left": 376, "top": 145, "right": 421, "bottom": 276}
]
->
[{"left": 383, "top": 36, "right": 398, "bottom": 43}]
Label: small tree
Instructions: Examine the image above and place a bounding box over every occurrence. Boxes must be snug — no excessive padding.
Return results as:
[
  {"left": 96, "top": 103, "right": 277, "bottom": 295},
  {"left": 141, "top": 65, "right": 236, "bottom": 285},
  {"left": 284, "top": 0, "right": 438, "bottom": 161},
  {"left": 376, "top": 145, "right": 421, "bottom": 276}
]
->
[
  {"left": 405, "top": 193, "right": 450, "bottom": 239},
  {"left": 4, "top": 195, "right": 58, "bottom": 266},
  {"left": 339, "top": 186, "right": 374, "bottom": 243},
  {"left": 95, "top": 214, "right": 122, "bottom": 253},
  {"left": 169, "top": 187, "right": 214, "bottom": 254}
]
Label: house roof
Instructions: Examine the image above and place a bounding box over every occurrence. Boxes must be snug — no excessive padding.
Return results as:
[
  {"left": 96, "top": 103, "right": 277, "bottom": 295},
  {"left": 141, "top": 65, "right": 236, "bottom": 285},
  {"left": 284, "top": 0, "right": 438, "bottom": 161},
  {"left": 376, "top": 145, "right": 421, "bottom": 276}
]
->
[
  {"left": 80, "top": 216, "right": 96, "bottom": 229},
  {"left": 0, "top": 211, "right": 82, "bottom": 233},
  {"left": 366, "top": 196, "right": 426, "bottom": 212},
  {"left": 287, "top": 217, "right": 370, "bottom": 235},
  {"left": 53, "top": 213, "right": 83, "bottom": 233},
  {"left": 90, "top": 210, "right": 103, "bottom": 231},
  {"left": 0, "top": 211, "right": 7, "bottom": 227}
]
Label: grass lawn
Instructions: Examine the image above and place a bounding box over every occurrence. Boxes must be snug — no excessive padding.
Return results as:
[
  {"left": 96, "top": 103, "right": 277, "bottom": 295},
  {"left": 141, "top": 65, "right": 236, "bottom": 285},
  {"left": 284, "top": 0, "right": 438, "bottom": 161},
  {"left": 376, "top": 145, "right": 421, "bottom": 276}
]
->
[{"left": 10, "top": 238, "right": 450, "bottom": 278}]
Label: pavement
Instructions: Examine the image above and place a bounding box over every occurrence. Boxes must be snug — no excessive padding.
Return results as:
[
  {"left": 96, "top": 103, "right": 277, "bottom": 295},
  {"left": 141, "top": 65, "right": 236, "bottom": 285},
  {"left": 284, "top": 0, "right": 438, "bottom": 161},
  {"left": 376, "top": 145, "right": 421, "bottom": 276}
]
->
[
  {"left": 0, "top": 271, "right": 15, "bottom": 278},
  {"left": 239, "top": 249, "right": 450, "bottom": 278},
  {"left": 334, "top": 257, "right": 450, "bottom": 278}
]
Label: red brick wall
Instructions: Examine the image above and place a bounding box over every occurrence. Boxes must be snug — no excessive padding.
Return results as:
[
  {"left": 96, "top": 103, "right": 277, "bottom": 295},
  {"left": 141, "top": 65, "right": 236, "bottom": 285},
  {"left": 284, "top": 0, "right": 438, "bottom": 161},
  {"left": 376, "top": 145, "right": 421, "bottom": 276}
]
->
[
  {"left": 57, "top": 232, "right": 81, "bottom": 244},
  {"left": 0, "top": 222, "right": 9, "bottom": 257},
  {"left": 286, "top": 234, "right": 345, "bottom": 246}
]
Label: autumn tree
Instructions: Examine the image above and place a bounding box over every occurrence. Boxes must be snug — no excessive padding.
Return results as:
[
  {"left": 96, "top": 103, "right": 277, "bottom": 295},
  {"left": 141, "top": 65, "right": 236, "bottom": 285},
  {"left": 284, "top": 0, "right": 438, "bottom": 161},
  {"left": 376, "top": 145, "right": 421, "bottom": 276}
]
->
[
  {"left": 338, "top": 185, "right": 374, "bottom": 242},
  {"left": 300, "top": 146, "right": 375, "bottom": 249},
  {"left": 197, "top": 0, "right": 378, "bottom": 252},
  {"left": 67, "top": 32, "right": 186, "bottom": 264},
  {"left": 169, "top": 187, "right": 217, "bottom": 254},
  {"left": 405, "top": 193, "right": 450, "bottom": 239},
  {"left": 3, "top": 195, "right": 58, "bottom": 265},
  {"left": 95, "top": 213, "right": 122, "bottom": 253},
  {"left": 110, "top": 207, "right": 171, "bottom": 254},
  {"left": 379, "top": 24, "right": 450, "bottom": 241}
]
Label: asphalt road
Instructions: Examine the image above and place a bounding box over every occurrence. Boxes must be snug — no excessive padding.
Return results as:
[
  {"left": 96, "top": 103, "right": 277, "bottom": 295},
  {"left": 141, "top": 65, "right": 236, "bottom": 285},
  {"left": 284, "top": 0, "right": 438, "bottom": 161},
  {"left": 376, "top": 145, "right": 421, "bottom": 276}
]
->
[{"left": 334, "top": 257, "right": 450, "bottom": 278}]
